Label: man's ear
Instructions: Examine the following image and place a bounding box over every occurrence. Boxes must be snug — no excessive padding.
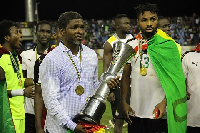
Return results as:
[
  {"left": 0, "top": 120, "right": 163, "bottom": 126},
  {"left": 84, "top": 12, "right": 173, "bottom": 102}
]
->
[
  {"left": 4, "top": 35, "right": 10, "bottom": 42},
  {"left": 137, "top": 19, "right": 139, "bottom": 26},
  {"left": 60, "top": 28, "right": 65, "bottom": 36}
]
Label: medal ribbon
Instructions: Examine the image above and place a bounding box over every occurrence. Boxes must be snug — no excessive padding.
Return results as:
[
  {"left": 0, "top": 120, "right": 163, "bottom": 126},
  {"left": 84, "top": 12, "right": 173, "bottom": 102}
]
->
[
  {"left": 9, "top": 51, "right": 22, "bottom": 84},
  {"left": 138, "top": 35, "right": 144, "bottom": 68},
  {"left": 65, "top": 46, "right": 82, "bottom": 82}
]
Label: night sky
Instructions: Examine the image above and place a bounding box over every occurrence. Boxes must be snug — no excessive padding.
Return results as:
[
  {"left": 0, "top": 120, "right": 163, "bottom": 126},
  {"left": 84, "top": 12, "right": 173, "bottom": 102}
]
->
[{"left": 1, "top": 0, "right": 199, "bottom": 22}]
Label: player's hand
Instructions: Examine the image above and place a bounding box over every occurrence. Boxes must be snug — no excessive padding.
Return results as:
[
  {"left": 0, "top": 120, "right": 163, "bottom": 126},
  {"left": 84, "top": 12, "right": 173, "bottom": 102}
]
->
[
  {"left": 74, "top": 124, "right": 86, "bottom": 133},
  {"left": 24, "top": 85, "right": 35, "bottom": 99},
  {"left": 187, "top": 91, "right": 191, "bottom": 100},
  {"left": 122, "top": 102, "right": 135, "bottom": 125},
  {"left": 153, "top": 98, "right": 166, "bottom": 119},
  {"left": 107, "top": 92, "right": 115, "bottom": 102},
  {"left": 108, "top": 76, "right": 120, "bottom": 89}
]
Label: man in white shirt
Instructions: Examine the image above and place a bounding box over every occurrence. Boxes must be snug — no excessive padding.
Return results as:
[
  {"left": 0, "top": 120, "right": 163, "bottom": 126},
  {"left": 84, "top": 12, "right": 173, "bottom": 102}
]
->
[
  {"left": 21, "top": 20, "right": 52, "bottom": 133},
  {"left": 40, "top": 11, "right": 119, "bottom": 133},
  {"left": 121, "top": 3, "right": 186, "bottom": 133},
  {"left": 182, "top": 43, "right": 200, "bottom": 133}
]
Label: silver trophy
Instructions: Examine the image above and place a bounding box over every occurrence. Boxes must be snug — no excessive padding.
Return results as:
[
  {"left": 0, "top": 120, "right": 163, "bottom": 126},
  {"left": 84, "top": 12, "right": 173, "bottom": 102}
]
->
[{"left": 73, "top": 41, "right": 136, "bottom": 124}]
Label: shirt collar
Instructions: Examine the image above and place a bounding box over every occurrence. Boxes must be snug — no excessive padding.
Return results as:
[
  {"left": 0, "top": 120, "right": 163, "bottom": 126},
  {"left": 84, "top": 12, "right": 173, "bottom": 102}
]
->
[{"left": 60, "top": 41, "right": 83, "bottom": 55}]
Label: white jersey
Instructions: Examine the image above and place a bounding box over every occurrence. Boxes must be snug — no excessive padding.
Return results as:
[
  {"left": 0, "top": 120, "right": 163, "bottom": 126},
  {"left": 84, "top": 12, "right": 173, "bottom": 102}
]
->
[
  {"left": 182, "top": 51, "right": 200, "bottom": 127},
  {"left": 127, "top": 39, "right": 166, "bottom": 119},
  {"left": 21, "top": 48, "right": 40, "bottom": 115},
  {"left": 106, "top": 33, "right": 133, "bottom": 77}
]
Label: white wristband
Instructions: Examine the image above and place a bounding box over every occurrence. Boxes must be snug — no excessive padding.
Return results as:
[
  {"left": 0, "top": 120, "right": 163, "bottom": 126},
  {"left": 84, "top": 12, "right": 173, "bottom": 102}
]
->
[{"left": 11, "top": 88, "right": 25, "bottom": 96}]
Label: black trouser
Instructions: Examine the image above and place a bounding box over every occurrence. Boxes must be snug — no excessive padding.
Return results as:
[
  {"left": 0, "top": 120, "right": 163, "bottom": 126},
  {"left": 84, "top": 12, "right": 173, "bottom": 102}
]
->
[
  {"left": 187, "top": 126, "right": 200, "bottom": 133},
  {"left": 25, "top": 113, "right": 36, "bottom": 133},
  {"left": 128, "top": 116, "right": 168, "bottom": 133}
]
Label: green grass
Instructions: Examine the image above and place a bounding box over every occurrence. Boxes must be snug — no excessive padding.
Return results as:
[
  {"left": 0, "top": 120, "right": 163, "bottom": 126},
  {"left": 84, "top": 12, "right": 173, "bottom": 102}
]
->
[{"left": 98, "top": 60, "right": 128, "bottom": 133}]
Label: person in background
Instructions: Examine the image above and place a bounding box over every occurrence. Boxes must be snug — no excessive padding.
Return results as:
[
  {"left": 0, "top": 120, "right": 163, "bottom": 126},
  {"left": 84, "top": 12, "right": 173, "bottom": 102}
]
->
[
  {"left": 0, "top": 19, "right": 35, "bottom": 133},
  {"left": 158, "top": 16, "right": 171, "bottom": 36},
  {"left": 182, "top": 43, "right": 200, "bottom": 133},
  {"left": 103, "top": 14, "right": 132, "bottom": 133},
  {"left": 34, "top": 24, "right": 62, "bottom": 133},
  {"left": 21, "top": 20, "right": 52, "bottom": 133},
  {"left": 121, "top": 3, "right": 187, "bottom": 133},
  {"left": 158, "top": 16, "right": 182, "bottom": 57}
]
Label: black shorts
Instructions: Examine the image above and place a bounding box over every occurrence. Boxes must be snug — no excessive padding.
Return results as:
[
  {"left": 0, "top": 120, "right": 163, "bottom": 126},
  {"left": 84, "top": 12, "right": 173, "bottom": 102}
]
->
[
  {"left": 128, "top": 116, "right": 168, "bottom": 133},
  {"left": 110, "top": 87, "right": 130, "bottom": 119},
  {"left": 25, "top": 113, "right": 36, "bottom": 133},
  {"left": 187, "top": 126, "right": 200, "bottom": 133}
]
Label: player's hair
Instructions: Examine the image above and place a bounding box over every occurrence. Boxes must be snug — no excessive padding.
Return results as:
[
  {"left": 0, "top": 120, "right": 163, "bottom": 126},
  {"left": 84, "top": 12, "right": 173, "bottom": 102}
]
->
[
  {"left": 35, "top": 20, "right": 52, "bottom": 32},
  {"left": 58, "top": 11, "right": 83, "bottom": 29},
  {"left": 134, "top": 3, "right": 159, "bottom": 18},
  {"left": 158, "top": 16, "right": 169, "bottom": 20},
  {"left": 115, "top": 14, "right": 128, "bottom": 20},
  {"left": 0, "top": 19, "right": 15, "bottom": 44},
  {"left": 115, "top": 14, "right": 128, "bottom": 25}
]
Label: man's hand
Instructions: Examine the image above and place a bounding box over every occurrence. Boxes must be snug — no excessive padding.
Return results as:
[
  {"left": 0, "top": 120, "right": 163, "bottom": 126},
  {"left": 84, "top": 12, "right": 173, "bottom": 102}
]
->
[
  {"left": 122, "top": 102, "right": 135, "bottom": 125},
  {"left": 187, "top": 91, "right": 191, "bottom": 100},
  {"left": 74, "top": 124, "right": 86, "bottom": 133},
  {"left": 108, "top": 76, "right": 120, "bottom": 89},
  {"left": 153, "top": 98, "right": 166, "bottom": 119},
  {"left": 107, "top": 92, "right": 115, "bottom": 102},
  {"left": 24, "top": 85, "right": 35, "bottom": 99},
  {"left": 24, "top": 78, "right": 34, "bottom": 87}
]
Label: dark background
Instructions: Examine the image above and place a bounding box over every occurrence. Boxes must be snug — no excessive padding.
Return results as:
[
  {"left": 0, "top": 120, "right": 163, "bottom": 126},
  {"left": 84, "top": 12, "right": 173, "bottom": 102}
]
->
[{"left": 1, "top": 0, "right": 199, "bottom": 21}]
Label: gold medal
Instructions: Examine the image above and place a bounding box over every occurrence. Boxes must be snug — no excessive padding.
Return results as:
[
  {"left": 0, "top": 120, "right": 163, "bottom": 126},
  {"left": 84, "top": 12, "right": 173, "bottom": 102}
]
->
[
  {"left": 75, "top": 85, "right": 84, "bottom": 96},
  {"left": 19, "top": 79, "right": 22, "bottom": 86},
  {"left": 140, "top": 66, "right": 147, "bottom": 76}
]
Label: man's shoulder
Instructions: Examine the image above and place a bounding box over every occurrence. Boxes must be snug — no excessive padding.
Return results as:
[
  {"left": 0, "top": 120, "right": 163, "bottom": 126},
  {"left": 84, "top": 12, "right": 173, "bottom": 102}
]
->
[
  {"left": 21, "top": 48, "right": 35, "bottom": 53},
  {"left": 107, "top": 34, "right": 117, "bottom": 44},
  {"left": 0, "top": 54, "right": 9, "bottom": 63},
  {"left": 127, "top": 38, "right": 138, "bottom": 48},
  {"left": 21, "top": 49, "right": 35, "bottom": 57},
  {"left": 43, "top": 45, "right": 62, "bottom": 62},
  {"left": 82, "top": 45, "right": 97, "bottom": 55},
  {"left": 181, "top": 50, "right": 195, "bottom": 61}
]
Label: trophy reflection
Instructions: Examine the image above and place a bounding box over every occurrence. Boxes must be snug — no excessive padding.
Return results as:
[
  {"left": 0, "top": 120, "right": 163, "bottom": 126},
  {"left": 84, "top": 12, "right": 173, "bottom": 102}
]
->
[{"left": 73, "top": 41, "right": 136, "bottom": 124}]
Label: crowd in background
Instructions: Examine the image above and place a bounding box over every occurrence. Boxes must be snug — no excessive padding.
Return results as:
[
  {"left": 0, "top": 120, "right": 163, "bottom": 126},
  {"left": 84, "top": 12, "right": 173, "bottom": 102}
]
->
[
  {"left": 19, "top": 13, "right": 200, "bottom": 49},
  {"left": 82, "top": 13, "right": 200, "bottom": 49}
]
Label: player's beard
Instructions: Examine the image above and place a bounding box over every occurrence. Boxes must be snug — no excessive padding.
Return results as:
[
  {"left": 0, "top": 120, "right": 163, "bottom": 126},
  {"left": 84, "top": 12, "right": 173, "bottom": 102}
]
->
[
  {"left": 73, "top": 40, "right": 82, "bottom": 46},
  {"left": 141, "top": 26, "right": 157, "bottom": 39}
]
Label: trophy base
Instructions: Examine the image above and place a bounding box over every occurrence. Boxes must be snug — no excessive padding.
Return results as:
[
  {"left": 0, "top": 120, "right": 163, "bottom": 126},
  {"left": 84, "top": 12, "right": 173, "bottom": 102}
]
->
[
  {"left": 72, "top": 96, "right": 106, "bottom": 125},
  {"left": 72, "top": 113, "right": 99, "bottom": 125}
]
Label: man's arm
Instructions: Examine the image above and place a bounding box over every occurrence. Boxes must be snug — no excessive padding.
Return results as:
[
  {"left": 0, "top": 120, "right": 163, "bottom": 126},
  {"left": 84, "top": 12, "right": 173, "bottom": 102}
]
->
[
  {"left": 34, "top": 85, "right": 44, "bottom": 133},
  {"left": 121, "top": 63, "right": 134, "bottom": 124},
  {"left": 103, "top": 41, "right": 115, "bottom": 102},
  {"left": 103, "top": 41, "right": 112, "bottom": 73},
  {"left": 1, "top": 63, "right": 34, "bottom": 98},
  {"left": 121, "top": 63, "right": 131, "bottom": 105},
  {"left": 181, "top": 54, "right": 190, "bottom": 100},
  {"left": 22, "top": 70, "right": 27, "bottom": 78}
]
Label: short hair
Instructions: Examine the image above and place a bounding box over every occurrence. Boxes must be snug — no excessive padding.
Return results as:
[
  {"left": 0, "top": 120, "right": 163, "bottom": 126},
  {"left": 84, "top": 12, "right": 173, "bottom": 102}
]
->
[
  {"left": 35, "top": 20, "right": 52, "bottom": 32},
  {"left": 0, "top": 19, "right": 15, "bottom": 44},
  {"left": 115, "top": 14, "right": 128, "bottom": 25},
  {"left": 58, "top": 11, "right": 83, "bottom": 29},
  {"left": 158, "top": 16, "right": 170, "bottom": 26},
  {"left": 134, "top": 3, "right": 159, "bottom": 18},
  {"left": 115, "top": 14, "right": 128, "bottom": 20},
  {"left": 158, "top": 16, "right": 169, "bottom": 20}
]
